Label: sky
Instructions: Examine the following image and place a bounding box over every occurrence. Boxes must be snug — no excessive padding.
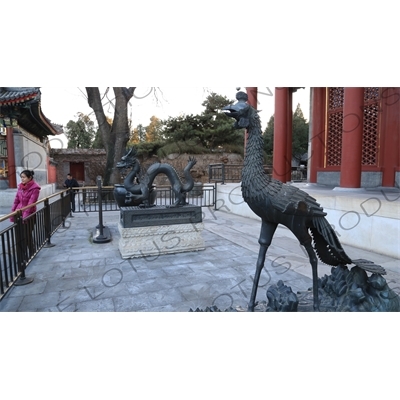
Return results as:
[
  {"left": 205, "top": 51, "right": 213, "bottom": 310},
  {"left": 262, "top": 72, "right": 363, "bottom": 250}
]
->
[{"left": 40, "top": 87, "right": 311, "bottom": 148}]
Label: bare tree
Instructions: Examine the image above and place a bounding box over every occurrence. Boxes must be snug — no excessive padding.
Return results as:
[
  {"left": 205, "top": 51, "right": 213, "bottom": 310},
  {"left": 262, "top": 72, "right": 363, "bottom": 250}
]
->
[{"left": 86, "top": 87, "right": 136, "bottom": 185}]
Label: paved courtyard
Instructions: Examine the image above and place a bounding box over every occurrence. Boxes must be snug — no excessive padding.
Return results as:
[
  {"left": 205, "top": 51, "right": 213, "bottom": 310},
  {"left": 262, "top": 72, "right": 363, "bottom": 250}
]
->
[{"left": 1, "top": 207, "right": 399, "bottom": 312}]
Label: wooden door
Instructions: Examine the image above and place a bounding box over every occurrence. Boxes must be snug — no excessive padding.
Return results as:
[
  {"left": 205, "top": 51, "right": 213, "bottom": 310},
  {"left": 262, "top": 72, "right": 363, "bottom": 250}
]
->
[{"left": 69, "top": 162, "right": 85, "bottom": 182}]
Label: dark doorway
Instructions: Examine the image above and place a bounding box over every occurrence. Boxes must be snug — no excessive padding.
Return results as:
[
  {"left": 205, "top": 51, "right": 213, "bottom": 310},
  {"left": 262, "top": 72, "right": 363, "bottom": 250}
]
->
[{"left": 69, "top": 162, "right": 85, "bottom": 182}]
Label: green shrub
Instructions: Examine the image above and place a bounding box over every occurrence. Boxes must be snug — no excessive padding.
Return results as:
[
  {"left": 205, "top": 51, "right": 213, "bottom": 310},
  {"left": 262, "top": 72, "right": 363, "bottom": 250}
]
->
[{"left": 134, "top": 141, "right": 164, "bottom": 157}]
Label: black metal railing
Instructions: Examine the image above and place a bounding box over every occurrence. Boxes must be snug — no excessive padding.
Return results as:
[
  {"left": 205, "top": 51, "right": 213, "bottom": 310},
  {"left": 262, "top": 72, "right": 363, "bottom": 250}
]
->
[
  {"left": 208, "top": 163, "right": 244, "bottom": 184},
  {"left": 291, "top": 166, "right": 308, "bottom": 182},
  {"left": 73, "top": 187, "right": 120, "bottom": 213},
  {"left": 70, "top": 184, "right": 216, "bottom": 213},
  {"left": 208, "top": 163, "right": 307, "bottom": 183},
  {"left": 154, "top": 184, "right": 215, "bottom": 208},
  {"left": 0, "top": 191, "right": 70, "bottom": 300}
]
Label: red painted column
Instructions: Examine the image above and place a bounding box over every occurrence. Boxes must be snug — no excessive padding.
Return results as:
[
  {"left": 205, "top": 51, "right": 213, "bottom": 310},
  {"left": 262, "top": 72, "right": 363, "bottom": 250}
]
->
[
  {"left": 273, "top": 88, "right": 291, "bottom": 182},
  {"left": 340, "top": 87, "right": 364, "bottom": 188},
  {"left": 6, "top": 126, "right": 17, "bottom": 188},
  {"left": 309, "top": 88, "right": 326, "bottom": 183},
  {"left": 246, "top": 87, "right": 258, "bottom": 109},
  {"left": 380, "top": 87, "right": 400, "bottom": 187},
  {"left": 286, "top": 90, "right": 293, "bottom": 182}
]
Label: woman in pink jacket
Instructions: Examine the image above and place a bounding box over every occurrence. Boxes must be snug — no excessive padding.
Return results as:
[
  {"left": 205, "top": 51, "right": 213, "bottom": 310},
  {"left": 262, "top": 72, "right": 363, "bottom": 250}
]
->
[
  {"left": 10, "top": 169, "right": 41, "bottom": 221},
  {"left": 10, "top": 170, "right": 41, "bottom": 258}
]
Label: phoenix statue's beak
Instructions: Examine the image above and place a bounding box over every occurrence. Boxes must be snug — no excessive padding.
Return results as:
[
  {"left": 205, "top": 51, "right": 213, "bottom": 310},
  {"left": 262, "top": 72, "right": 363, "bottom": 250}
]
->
[
  {"left": 222, "top": 91, "right": 251, "bottom": 128},
  {"left": 222, "top": 91, "right": 249, "bottom": 117}
]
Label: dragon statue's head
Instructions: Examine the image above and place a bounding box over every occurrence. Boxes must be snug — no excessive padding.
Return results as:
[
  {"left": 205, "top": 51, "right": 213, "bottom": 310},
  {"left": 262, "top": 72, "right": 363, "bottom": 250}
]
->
[
  {"left": 116, "top": 147, "right": 138, "bottom": 170},
  {"left": 222, "top": 91, "right": 258, "bottom": 129}
]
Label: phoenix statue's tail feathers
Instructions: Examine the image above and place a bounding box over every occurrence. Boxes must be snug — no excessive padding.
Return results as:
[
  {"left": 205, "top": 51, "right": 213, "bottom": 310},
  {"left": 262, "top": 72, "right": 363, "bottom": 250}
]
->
[
  {"left": 350, "top": 259, "right": 386, "bottom": 275},
  {"left": 310, "top": 217, "right": 386, "bottom": 275}
]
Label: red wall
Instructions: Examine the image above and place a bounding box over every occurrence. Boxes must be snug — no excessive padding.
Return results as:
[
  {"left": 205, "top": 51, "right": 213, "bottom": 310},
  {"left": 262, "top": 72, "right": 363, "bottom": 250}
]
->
[{"left": 48, "top": 162, "right": 57, "bottom": 184}]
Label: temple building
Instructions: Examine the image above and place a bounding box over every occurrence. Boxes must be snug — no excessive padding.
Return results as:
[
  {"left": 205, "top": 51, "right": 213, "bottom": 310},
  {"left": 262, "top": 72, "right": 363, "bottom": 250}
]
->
[
  {"left": 246, "top": 87, "right": 400, "bottom": 189},
  {"left": 0, "top": 87, "right": 62, "bottom": 206},
  {"left": 215, "top": 87, "right": 400, "bottom": 259}
]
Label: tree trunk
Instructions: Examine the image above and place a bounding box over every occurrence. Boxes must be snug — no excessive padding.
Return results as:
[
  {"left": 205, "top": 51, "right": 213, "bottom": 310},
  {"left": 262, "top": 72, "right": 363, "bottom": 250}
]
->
[{"left": 86, "top": 87, "right": 136, "bottom": 185}]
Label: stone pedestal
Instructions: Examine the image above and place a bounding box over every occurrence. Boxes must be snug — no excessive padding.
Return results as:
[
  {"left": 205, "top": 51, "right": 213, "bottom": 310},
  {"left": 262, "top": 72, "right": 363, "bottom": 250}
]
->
[{"left": 118, "top": 205, "right": 205, "bottom": 259}]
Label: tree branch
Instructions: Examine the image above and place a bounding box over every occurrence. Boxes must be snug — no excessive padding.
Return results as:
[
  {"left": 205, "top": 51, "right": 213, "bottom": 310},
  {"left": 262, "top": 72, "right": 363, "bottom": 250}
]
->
[
  {"left": 85, "top": 87, "right": 112, "bottom": 149},
  {"left": 122, "top": 87, "right": 136, "bottom": 102}
]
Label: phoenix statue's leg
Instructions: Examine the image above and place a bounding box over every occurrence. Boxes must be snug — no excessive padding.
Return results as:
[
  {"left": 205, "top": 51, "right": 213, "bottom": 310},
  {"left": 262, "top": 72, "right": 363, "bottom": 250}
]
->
[
  {"left": 303, "top": 241, "right": 320, "bottom": 311},
  {"left": 248, "top": 221, "right": 278, "bottom": 312}
]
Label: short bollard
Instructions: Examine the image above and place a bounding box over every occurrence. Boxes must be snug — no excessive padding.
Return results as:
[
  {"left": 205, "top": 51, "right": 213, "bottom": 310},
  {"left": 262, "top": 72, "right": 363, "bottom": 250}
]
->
[{"left": 93, "top": 176, "right": 111, "bottom": 243}]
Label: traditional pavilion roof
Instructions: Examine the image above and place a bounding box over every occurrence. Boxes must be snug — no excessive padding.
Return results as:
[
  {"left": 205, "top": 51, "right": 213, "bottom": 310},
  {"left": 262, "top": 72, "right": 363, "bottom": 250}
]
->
[
  {"left": 0, "top": 87, "right": 62, "bottom": 138},
  {"left": 0, "top": 87, "right": 40, "bottom": 105}
]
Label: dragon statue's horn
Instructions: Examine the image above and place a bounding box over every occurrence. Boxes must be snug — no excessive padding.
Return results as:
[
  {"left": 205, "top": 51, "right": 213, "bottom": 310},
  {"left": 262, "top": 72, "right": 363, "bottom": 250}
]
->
[{"left": 124, "top": 147, "right": 138, "bottom": 158}]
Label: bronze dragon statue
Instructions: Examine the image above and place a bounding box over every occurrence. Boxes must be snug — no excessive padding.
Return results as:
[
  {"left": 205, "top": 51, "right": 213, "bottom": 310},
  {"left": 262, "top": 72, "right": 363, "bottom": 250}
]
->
[
  {"left": 223, "top": 91, "right": 386, "bottom": 312},
  {"left": 114, "top": 147, "right": 197, "bottom": 207}
]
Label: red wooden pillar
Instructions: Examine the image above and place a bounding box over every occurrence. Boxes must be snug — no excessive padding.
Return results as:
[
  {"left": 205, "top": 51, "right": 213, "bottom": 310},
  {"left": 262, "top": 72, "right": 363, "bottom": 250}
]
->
[
  {"left": 380, "top": 87, "right": 400, "bottom": 187},
  {"left": 286, "top": 91, "right": 293, "bottom": 182},
  {"left": 340, "top": 87, "right": 364, "bottom": 188},
  {"left": 246, "top": 87, "right": 258, "bottom": 108},
  {"left": 6, "top": 126, "right": 17, "bottom": 188},
  {"left": 309, "top": 88, "right": 326, "bottom": 183},
  {"left": 273, "top": 88, "right": 291, "bottom": 182}
]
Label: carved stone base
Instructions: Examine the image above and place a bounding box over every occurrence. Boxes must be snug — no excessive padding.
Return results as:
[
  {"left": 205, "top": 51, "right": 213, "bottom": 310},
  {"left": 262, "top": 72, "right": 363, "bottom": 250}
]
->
[
  {"left": 119, "top": 205, "right": 202, "bottom": 228},
  {"left": 118, "top": 205, "right": 205, "bottom": 259},
  {"left": 118, "top": 222, "right": 205, "bottom": 259}
]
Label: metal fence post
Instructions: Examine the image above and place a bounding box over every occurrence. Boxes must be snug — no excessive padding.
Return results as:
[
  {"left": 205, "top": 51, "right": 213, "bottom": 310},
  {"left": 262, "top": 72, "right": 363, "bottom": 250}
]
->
[
  {"left": 214, "top": 182, "right": 218, "bottom": 210},
  {"left": 43, "top": 198, "right": 55, "bottom": 248},
  {"left": 60, "top": 191, "right": 66, "bottom": 228},
  {"left": 93, "top": 176, "right": 111, "bottom": 243}
]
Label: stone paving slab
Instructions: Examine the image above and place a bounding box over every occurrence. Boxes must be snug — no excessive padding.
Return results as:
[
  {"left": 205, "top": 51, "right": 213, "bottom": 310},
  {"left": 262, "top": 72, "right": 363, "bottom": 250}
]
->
[{"left": 1, "top": 208, "right": 399, "bottom": 312}]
